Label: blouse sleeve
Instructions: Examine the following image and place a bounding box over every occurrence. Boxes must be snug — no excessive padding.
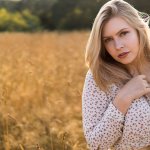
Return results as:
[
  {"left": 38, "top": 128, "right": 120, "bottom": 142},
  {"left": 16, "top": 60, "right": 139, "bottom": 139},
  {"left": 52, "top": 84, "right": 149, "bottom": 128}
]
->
[{"left": 82, "top": 70, "right": 125, "bottom": 150}]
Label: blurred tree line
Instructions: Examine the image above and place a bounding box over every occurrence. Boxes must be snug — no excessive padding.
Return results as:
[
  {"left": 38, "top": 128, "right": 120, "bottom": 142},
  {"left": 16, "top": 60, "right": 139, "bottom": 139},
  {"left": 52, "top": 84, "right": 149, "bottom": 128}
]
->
[{"left": 0, "top": 0, "right": 149, "bottom": 31}]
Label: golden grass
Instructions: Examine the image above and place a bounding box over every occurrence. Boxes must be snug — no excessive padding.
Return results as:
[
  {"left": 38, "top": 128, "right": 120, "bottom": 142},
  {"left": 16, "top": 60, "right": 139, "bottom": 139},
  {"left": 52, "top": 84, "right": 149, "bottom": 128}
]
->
[{"left": 0, "top": 31, "right": 90, "bottom": 150}]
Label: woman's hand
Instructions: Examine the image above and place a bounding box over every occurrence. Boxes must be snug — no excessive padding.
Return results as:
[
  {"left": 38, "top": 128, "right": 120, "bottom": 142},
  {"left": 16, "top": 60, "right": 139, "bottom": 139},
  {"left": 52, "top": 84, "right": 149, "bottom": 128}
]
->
[
  {"left": 113, "top": 73, "right": 150, "bottom": 115},
  {"left": 118, "top": 75, "right": 150, "bottom": 103}
]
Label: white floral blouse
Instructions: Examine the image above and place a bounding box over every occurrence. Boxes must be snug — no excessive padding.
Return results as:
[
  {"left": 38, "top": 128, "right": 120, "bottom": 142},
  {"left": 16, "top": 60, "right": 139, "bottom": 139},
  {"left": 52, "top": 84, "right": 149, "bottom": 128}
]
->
[{"left": 82, "top": 69, "right": 150, "bottom": 150}]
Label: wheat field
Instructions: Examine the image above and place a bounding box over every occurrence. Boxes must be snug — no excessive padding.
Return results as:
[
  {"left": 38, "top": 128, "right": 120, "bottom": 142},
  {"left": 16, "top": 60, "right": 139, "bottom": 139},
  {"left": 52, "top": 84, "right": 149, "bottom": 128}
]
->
[{"left": 0, "top": 31, "right": 90, "bottom": 150}]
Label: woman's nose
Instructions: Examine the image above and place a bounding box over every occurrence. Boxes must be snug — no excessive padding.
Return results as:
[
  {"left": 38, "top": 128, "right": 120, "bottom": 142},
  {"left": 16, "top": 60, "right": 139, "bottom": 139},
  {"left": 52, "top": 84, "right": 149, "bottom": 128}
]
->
[{"left": 114, "top": 39, "right": 124, "bottom": 50}]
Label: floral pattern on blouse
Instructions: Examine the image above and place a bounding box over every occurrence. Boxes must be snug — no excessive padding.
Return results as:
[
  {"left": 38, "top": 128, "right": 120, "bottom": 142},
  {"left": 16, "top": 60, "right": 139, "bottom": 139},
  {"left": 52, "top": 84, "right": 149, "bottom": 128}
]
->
[{"left": 82, "top": 69, "right": 150, "bottom": 150}]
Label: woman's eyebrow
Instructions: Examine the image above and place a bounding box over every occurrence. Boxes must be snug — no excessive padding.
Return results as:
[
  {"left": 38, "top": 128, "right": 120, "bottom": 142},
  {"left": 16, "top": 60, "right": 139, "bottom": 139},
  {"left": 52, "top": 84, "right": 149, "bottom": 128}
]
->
[{"left": 102, "top": 28, "right": 129, "bottom": 39}]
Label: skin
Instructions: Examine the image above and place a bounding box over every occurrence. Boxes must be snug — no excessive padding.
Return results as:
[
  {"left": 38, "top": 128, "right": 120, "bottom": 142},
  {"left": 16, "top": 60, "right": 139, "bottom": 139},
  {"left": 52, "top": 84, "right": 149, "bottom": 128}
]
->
[
  {"left": 101, "top": 16, "right": 150, "bottom": 103},
  {"left": 102, "top": 16, "right": 140, "bottom": 69},
  {"left": 102, "top": 16, "right": 150, "bottom": 83}
]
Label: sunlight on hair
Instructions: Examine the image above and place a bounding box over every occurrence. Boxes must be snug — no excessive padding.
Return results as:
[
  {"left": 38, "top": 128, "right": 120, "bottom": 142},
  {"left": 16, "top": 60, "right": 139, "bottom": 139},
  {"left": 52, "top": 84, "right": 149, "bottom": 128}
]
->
[{"left": 138, "top": 11, "right": 150, "bottom": 25}]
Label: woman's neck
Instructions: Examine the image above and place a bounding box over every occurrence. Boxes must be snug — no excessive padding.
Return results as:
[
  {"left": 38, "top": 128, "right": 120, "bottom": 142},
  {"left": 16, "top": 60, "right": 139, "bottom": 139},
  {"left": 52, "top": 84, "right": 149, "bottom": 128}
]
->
[{"left": 126, "top": 61, "right": 150, "bottom": 77}]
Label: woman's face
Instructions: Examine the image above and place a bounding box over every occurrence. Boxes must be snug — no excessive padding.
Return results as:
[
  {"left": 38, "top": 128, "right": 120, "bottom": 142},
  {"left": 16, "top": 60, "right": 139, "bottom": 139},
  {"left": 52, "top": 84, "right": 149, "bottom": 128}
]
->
[{"left": 102, "top": 16, "right": 140, "bottom": 66}]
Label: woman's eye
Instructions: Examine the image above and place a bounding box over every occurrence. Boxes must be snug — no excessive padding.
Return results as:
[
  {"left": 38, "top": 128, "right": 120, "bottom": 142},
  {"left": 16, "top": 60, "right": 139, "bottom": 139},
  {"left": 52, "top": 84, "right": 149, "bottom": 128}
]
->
[
  {"left": 120, "top": 31, "right": 129, "bottom": 36},
  {"left": 104, "top": 38, "right": 112, "bottom": 43}
]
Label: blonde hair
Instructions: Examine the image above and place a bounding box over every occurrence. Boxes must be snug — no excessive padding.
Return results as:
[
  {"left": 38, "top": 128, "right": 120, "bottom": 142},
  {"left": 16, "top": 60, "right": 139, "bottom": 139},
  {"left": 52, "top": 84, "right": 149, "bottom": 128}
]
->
[{"left": 85, "top": 0, "right": 150, "bottom": 92}]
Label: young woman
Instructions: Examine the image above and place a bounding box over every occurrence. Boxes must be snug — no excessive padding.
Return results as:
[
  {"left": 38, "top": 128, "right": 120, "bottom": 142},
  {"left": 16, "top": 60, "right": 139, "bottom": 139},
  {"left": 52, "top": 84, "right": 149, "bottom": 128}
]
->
[{"left": 82, "top": 0, "right": 150, "bottom": 150}]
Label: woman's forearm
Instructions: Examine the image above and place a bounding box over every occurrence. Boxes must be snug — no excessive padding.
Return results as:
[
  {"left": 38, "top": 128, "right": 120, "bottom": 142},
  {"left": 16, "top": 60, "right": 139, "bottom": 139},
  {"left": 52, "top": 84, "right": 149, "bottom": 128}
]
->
[{"left": 112, "top": 95, "right": 133, "bottom": 115}]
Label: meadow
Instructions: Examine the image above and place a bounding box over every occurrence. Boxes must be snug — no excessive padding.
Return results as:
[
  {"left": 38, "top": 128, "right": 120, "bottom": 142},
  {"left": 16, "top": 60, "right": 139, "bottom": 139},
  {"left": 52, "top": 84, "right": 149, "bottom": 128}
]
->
[{"left": 0, "top": 31, "right": 89, "bottom": 150}]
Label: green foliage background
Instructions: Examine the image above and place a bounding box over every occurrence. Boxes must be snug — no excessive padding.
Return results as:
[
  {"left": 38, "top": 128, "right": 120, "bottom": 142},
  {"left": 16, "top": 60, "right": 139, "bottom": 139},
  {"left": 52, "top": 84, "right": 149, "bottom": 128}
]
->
[{"left": 0, "top": 0, "right": 149, "bottom": 31}]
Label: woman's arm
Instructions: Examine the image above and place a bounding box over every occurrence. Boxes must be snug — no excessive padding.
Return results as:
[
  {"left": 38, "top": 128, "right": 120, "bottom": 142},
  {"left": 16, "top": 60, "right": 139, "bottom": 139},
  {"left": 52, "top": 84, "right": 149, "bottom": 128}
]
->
[{"left": 82, "top": 70, "right": 125, "bottom": 150}]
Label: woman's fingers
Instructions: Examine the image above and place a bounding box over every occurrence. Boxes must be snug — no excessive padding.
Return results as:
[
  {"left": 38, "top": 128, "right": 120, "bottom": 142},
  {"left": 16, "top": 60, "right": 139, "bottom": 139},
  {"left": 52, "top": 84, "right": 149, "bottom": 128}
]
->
[
  {"left": 146, "top": 87, "right": 150, "bottom": 94},
  {"left": 140, "top": 74, "right": 146, "bottom": 79}
]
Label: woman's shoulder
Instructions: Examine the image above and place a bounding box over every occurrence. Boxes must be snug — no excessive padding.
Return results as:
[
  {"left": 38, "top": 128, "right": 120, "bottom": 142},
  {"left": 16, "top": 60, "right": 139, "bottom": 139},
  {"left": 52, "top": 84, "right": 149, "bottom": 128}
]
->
[
  {"left": 84, "top": 69, "right": 121, "bottom": 94},
  {"left": 85, "top": 69, "right": 93, "bottom": 79},
  {"left": 83, "top": 69, "right": 96, "bottom": 89}
]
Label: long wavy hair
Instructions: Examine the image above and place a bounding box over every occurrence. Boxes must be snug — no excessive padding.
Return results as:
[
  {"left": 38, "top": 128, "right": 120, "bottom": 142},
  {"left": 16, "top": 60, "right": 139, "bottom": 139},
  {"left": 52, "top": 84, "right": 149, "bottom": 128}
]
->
[{"left": 85, "top": 0, "right": 150, "bottom": 92}]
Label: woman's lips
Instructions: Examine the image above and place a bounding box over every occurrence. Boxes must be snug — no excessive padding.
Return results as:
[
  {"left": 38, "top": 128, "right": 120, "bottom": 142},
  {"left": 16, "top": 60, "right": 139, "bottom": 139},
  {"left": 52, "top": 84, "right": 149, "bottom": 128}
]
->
[{"left": 118, "top": 52, "right": 130, "bottom": 58}]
